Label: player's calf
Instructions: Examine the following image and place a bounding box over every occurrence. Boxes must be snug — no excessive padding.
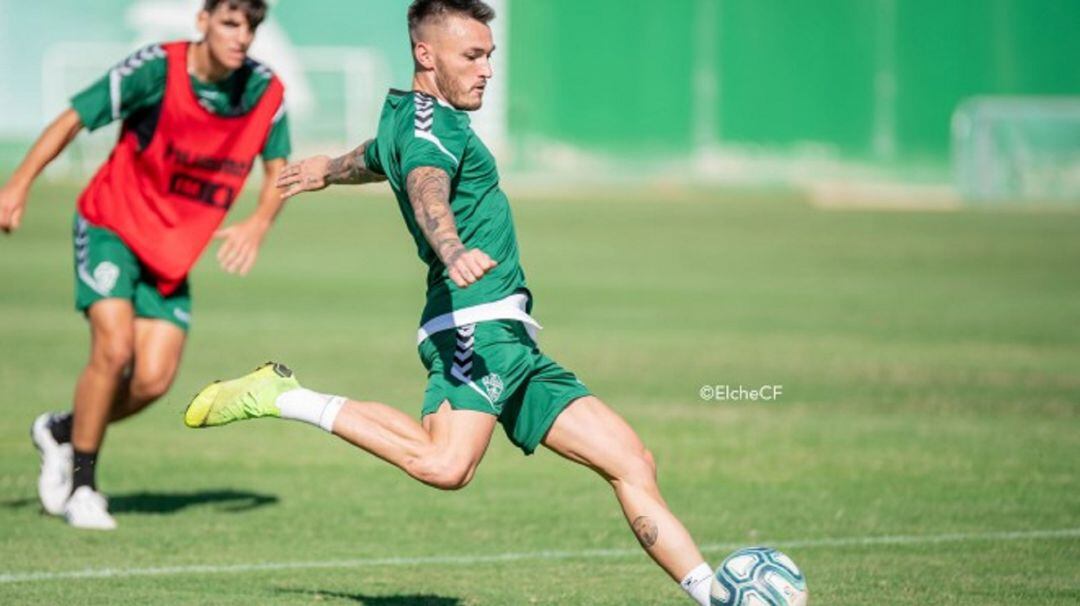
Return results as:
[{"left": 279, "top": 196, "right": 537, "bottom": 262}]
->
[{"left": 543, "top": 396, "right": 714, "bottom": 605}]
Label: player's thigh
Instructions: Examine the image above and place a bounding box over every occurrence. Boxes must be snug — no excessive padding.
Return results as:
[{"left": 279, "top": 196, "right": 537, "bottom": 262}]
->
[
  {"left": 85, "top": 299, "right": 137, "bottom": 365},
  {"left": 418, "top": 321, "right": 529, "bottom": 456},
  {"left": 86, "top": 298, "right": 136, "bottom": 331},
  {"left": 422, "top": 400, "right": 498, "bottom": 474},
  {"left": 542, "top": 395, "right": 651, "bottom": 481},
  {"left": 132, "top": 317, "right": 187, "bottom": 387}
]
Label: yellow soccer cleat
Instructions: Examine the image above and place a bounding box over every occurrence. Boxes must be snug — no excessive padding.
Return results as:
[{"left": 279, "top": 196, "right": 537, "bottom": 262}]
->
[{"left": 184, "top": 362, "right": 300, "bottom": 428}]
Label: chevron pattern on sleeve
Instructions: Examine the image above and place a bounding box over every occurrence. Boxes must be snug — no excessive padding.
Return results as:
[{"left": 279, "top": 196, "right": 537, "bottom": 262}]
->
[{"left": 112, "top": 44, "right": 166, "bottom": 78}]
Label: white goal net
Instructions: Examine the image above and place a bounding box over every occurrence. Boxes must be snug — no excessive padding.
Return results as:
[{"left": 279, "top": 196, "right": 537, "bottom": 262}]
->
[{"left": 952, "top": 97, "right": 1080, "bottom": 205}]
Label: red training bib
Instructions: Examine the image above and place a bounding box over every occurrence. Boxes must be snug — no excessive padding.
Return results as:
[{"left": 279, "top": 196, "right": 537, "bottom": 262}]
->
[{"left": 78, "top": 41, "right": 283, "bottom": 295}]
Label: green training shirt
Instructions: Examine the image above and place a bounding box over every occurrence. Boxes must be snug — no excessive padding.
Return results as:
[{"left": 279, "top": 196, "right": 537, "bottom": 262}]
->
[
  {"left": 71, "top": 44, "right": 290, "bottom": 160},
  {"left": 364, "top": 90, "right": 527, "bottom": 324}
]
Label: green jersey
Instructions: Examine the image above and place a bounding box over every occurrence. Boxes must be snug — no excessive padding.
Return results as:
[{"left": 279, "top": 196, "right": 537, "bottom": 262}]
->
[
  {"left": 364, "top": 90, "right": 527, "bottom": 324},
  {"left": 71, "top": 44, "right": 290, "bottom": 160}
]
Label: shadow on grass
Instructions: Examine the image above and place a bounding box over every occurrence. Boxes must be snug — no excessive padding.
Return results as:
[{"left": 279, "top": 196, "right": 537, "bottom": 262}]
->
[
  {"left": 277, "top": 589, "right": 462, "bottom": 605},
  {"left": 2, "top": 490, "right": 277, "bottom": 514},
  {"left": 108, "top": 489, "right": 278, "bottom": 514}
]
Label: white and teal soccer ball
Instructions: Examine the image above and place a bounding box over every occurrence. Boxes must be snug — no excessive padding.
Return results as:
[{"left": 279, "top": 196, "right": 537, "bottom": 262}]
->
[{"left": 710, "top": 547, "right": 808, "bottom": 606}]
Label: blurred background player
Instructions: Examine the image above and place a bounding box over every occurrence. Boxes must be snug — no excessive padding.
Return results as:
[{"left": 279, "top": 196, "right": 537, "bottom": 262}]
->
[
  {"left": 0, "top": 0, "right": 289, "bottom": 530},
  {"left": 183, "top": 1, "right": 716, "bottom": 603}
]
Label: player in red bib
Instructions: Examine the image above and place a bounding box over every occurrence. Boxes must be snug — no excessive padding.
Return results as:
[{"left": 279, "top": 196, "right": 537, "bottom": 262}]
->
[{"left": 0, "top": 0, "right": 288, "bottom": 529}]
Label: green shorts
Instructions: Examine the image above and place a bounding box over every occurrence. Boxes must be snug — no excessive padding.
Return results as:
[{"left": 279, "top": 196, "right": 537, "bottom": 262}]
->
[
  {"left": 73, "top": 214, "right": 192, "bottom": 331},
  {"left": 419, "top": 320, "right": 591, "bottom": 455}
]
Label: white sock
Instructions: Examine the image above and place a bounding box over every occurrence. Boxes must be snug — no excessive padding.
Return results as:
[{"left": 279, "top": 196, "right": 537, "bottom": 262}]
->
[
  {"left": 275, "top": 388, "right": 345, "bottom": 432},
  {"left": 680, "top": 562, "right": 714, "bottom": 606}
]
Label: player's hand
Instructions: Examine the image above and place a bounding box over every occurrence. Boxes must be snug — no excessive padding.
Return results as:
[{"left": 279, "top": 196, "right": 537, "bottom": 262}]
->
[
  {"left": 0, "top": 183, "right": 29, "bottom": 235},
  {"left": 446, "top": 248, "right": 497, "bottom": 289},
  {"left": 213, "top": 218, "right": 269, "bottom": 276},
  {"left": 276, "top": 155, "right": 331, "bottom": 200}
]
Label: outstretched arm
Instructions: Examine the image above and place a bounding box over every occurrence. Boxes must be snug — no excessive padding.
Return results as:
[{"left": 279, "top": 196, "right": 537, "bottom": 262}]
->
[
  {"left": 0, "top": 109, "right": 84, "bottom": 233},
  {"left": 213, "top": 157, "right": 289, "bottom": 276},
  {"left": 405, "top": 166, "right": 496, "bottom": 289},
  {"left": 276, "top": 138, "right": 386, "bottom": 200}
]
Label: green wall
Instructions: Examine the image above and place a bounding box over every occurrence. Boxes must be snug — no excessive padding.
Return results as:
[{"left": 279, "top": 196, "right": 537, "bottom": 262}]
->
[
  {"left": 893, "top": 0, "right": 1080, "bottom": 157},
  {"left": 508, "top": 0, "right": 1080, "bottom": 163},
  {"left": 717, "top": 0, "right": 879, "bottom": 156},
  {"left": 2, "top": 0, "right": 1076, "bottom": 170},
  {"left": 509, "top": 1, "right": 697, "bottom": 153}
]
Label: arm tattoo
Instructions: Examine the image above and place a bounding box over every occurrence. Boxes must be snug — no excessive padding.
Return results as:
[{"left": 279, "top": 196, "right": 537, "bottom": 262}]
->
[
  {"left": 405, "top": 166, "right": 463, "bottom": 265},
  {"left": 632, "top": 516, "right": 659, "bottom": 548},
  {"left": 325, "top": 139, "right": 387, "bottom": 185}
]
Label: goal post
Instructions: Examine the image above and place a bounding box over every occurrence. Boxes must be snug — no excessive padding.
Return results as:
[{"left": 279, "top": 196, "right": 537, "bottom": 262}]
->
[{"left": 952, "top": 97, "right": 1080, "bottom": 205}]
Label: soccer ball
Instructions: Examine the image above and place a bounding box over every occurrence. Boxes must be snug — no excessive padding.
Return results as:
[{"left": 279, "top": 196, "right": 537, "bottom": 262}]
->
[{"left": 710, "top": 547, "right": 808, "bottom": 606}]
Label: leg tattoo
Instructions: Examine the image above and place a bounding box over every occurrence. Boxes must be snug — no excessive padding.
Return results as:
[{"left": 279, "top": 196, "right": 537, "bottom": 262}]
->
[{"left": 633, "top": 515, "right": 659, "bottom": 548}]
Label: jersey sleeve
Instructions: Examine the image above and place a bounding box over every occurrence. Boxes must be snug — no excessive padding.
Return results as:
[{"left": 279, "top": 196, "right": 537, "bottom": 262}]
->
[
  {"left": 362, "top": 138, "right": 384, "bottom": 175},
  {"left": 400, "top": 102, "right": 468, "bottom": 178},
  {"left": 70, "top": 44, "right": 167, "bottom": 132},
  {"left": 261, "top": 101, "right": 291, "bottom": 160}
]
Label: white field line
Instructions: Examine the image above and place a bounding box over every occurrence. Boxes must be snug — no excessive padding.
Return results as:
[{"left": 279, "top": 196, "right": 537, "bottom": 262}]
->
[{"left": 1, "top": 527, "right": 1077, "bottom": 585}]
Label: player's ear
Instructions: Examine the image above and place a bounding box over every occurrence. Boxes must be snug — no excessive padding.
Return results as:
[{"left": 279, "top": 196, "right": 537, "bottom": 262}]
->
[
  {"left": 414, "top": 41, "right": 436, "bottom": 71},
  {"left": 196, "top": 10, "right": 210, "bottom": 38}
]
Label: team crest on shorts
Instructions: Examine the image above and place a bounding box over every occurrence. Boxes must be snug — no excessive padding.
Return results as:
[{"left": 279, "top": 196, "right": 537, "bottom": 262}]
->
[
  {"left": 482, "top": 373, "right": 504, "bottom": 405},
  {"left": 93, "top": 262, "right": 120, "bottom": 295}
]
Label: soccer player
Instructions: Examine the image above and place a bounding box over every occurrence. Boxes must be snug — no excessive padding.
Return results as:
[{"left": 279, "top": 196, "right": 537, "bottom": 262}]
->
[
  {"left": 183, "top": 1, "right": 716, "bottom": 603},
  {"left": 0, "top": 0, "right": 289, "bottom": 530}
]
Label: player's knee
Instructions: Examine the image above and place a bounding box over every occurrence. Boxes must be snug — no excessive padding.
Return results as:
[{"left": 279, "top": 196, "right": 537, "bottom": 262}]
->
[
  {"left": 618, "top": 449, "right": 658, "bottom": 490},
  {"left": 93, "top": 333, "right": 134, "bottom": 373},
  {"left": 130, "top": 365, "right": 176, "bottom": 402},
  {"left": 642, "top": 448, "right": 657, "bottom": 477},
  {"left": 431, "top": 472, "right": 472, "bottom": 491},
  {"left": 414, "top": 456, "right": 474, "bottom": 491},
  {"left": 429, "top": 464, "right": 474, "bottom": 491}
]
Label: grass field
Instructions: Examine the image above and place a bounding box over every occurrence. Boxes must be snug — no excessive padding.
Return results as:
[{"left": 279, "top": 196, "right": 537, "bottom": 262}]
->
[{"left": 1, "top": 182, "right": 1078, "bottom": 605}]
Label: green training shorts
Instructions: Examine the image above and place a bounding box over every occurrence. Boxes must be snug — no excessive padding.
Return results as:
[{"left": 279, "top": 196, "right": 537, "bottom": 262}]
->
[
  {"left": 73, "top": 214, "right": 191, "bottom": 331},
  {"left": 419, "top": 320, "right": 591, "bottom": 455}
]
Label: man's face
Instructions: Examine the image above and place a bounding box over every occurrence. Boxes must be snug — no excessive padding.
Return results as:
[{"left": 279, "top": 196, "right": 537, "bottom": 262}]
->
[
  {"left": 425, "top": 15, "right": 494, "bottom": 111},
  {"left": 198, "top": 5, "right": 256, "bottom": 71}
]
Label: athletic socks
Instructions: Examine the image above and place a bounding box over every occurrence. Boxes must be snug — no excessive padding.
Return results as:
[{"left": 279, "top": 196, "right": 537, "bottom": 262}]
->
[
  {"left": 680, "top": 562, "right": 714, "bottom": 606},
  {"left": 72, "top": 449, "right": 98, "bottom": 492},
  {"left": 48, "top": 412, "right": 73, "bottom": 444},
  {"left": 275, "top": 388, "right": 345, "bottom": 432}
]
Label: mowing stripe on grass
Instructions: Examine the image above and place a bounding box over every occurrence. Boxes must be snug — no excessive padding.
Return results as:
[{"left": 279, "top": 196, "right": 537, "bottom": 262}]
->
[{"left": 2, "top": 527, "right": 1077, "bottom": 584}]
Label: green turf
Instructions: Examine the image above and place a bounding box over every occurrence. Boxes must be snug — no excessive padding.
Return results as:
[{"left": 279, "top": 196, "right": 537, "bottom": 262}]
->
[{"left": 1, "top": 183, "right": 1078, "bottom": 605}]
